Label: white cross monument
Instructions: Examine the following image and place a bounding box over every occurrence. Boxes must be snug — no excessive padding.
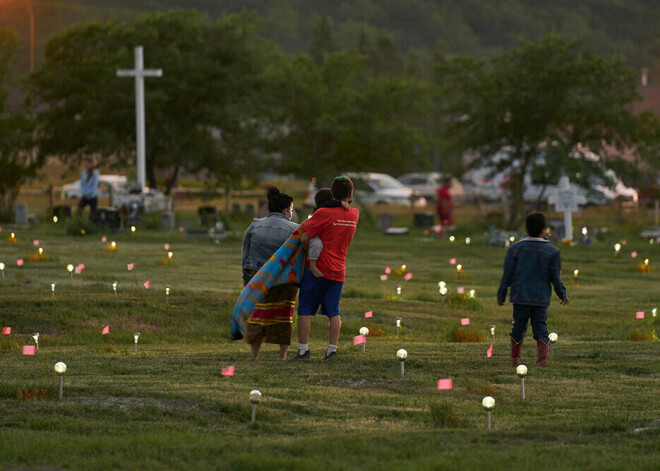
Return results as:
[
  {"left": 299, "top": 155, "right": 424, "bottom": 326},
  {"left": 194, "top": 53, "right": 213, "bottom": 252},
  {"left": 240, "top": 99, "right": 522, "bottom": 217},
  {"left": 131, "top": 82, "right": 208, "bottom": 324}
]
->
[
  {"left": 547, "top": 176, "right": 586, "bottom": 242},
  {"left": 117, "top": 46, "right": 162, "bottom": 192}
]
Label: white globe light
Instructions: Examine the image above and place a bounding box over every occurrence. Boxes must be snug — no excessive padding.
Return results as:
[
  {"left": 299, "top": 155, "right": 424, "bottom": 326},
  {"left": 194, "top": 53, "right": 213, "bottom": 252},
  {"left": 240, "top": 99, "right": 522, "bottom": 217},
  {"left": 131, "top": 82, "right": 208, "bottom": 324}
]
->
[
  {"left": 516, "top": 364, "right": 528, "bottom": 377},
  {"left": 396, "top": 349, "right": 408, "bottom": 360},
  {"left": 359, "top": 327, "right": 369, "bottom": 336},
  {"left": 249, "top": 389, "right": 262, "bottom": 404},
  {"left": 482, "top": 396, "right": 495, "bottom": 411},
  {"left": 549, "top": 332, "right": 558, "bottom": 343},
  {"left": 54, "top": 362, "right": 67, "bottom": 375},
  {"left": 67, "top": 264, "right": 74, "bottom": 272}
]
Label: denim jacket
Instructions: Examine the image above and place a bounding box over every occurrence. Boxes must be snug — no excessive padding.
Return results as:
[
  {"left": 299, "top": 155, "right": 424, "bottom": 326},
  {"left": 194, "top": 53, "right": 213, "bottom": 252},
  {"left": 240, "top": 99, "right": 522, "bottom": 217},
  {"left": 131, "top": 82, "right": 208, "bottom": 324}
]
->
[
  {"left": 242, "top": 212, "right": 299, "bottom": 281},
  {"left": 497, "top": 237, "right": 567, "bottom": 307}
]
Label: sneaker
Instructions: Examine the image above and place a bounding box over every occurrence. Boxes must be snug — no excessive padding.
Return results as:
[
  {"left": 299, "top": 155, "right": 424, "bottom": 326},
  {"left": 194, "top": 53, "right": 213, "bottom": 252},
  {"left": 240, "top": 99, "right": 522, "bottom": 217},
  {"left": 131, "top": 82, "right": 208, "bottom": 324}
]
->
[
  {"left": 291, "top": 351, "right": 311, "bottom": 360},
  {"left": 322, "top": 351, "right": 337, "bottom": 360}
]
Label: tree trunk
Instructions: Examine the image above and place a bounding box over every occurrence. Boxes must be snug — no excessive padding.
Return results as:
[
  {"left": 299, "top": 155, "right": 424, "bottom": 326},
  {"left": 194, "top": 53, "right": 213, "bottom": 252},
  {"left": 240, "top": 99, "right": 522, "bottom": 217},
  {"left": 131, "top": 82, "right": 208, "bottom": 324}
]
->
[
  {"left": 0, "top": 186, "right": 20, "bottom": 223},
  {"left": 164, "top": 165, "right": 179, "bottom": 196},
  {"left": 507, "top": 171, "right": 526, "bottom": 230}
]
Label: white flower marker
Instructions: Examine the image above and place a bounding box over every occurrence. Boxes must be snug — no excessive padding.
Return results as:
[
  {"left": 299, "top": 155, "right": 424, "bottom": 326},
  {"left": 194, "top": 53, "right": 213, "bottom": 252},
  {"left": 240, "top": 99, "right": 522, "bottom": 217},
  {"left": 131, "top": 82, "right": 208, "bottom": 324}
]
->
[
  {"left": 54, "top": 362, "right": 67, "bottom": 399},
  {"left": 249, "top": 389, "right": 262, "bottom": 423},
  {"left": 397, "top": 348, "right": 407, "bottom": 376},
  {"left": 516, "top": 364, "right": 528, "bottom": 400}
]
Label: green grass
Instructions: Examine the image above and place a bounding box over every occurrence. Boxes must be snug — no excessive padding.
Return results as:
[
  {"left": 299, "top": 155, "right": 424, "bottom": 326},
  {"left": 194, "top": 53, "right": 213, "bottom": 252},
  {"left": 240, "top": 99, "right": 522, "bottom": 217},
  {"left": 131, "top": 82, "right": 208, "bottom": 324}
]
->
[{"left": 0, "top": 211, "right": 659, "bottom": 470}]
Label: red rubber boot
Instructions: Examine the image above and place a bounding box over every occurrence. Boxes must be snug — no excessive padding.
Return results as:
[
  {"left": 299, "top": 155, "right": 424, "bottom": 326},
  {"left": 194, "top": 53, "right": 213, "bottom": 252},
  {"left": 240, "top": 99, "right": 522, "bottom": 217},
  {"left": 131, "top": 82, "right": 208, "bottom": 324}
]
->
[
  {"left": 536, "top": 339, "right": 549, "bottom": 367},
  {"left": 511, "top": 338, "right": 523, "bottom": 367}
]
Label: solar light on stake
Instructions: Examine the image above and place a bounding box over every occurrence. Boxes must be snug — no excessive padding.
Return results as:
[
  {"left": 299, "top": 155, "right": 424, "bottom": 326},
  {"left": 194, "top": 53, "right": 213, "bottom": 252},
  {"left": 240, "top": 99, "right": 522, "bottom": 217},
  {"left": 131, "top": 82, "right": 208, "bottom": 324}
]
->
[
  {"left": 249, "top": 389, "right": 262, "bottom": 423},
  {"left": 53, "top": 215, "right": 58, "bottom": 223},
  {"left": 482, "top": 396, "right": 495, "bottom": 429},
  {"left": 456, "top": 264, "right": 462, "bottom": 278},
  {"left": 614, "top": 243, "right": 621, "bottom": 256},
  {"left": 396, "top": 285, "right": 402, "bottom": 297},
  {"left": 516, "top": 364, "right": 528, "bottom": 400},
  {"left": 573, "top": 269, "right": 579, "bottom": 283},
  {"left": 134, "top": 332, "right": 140, "bottom": 354},
  {"left": 652, "top": 308, "right": 657, "bottom": 319},
  {"left": 469, "top": 289, "right": 476, "bottom": 299},
  {"left": 490, "top": 325, "right": 495, "bottom": 343},
  {"left": 112, "top": 281, "right": 118, "bottom": 296},
  {"left": 67, "top": 264, "right": 74, "bottom": 280},
  {"left": 397, "top": 348, "right": 407, "bottom": 376},
  {"left": 130, "top": 225, "right": 136, "bottom": 233},
  {"left": 32, "top": 332, "right": 39, "bottom": 351},
  {"left": 54, "top": 362, "right": 66, "bottom": 399},
  {"left": 167, "top": 251, "right": 173, "bottom": 261},
  {"left": 38, "top": 247, "right": 44, "bottom": 256},
  {"left": 165, "top": 285, "right": 171, "bottom": 303},
  {"left": 359, "top": 327, "right": 369, "bottom": 352},
  {"left": 549, "top": 332, "right": 558, "bottom": 358},
  {"left": 449, "top": 235, "right": 455, "bottom": 242},
  {"left": 396, "top": 317, "right": 401, "bottom": 336},
  {"left": 0, "top": 262, "right": 5, "bottom": 280},
  {"left": 51, "top": 281, "right": 56, "bottom": 298},
  {"left": 465, "top": 237, "right": 471, "bottom": 245},
  {"left": 438, "top": 281, "right": 447, "bottom": 302}
]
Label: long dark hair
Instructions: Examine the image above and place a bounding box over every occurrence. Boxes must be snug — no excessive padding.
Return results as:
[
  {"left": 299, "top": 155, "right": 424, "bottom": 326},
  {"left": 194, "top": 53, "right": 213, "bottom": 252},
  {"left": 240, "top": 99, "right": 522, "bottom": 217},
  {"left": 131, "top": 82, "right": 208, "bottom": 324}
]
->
[{"left": 267, "top": 186, "right": 293, "bottom": 213}]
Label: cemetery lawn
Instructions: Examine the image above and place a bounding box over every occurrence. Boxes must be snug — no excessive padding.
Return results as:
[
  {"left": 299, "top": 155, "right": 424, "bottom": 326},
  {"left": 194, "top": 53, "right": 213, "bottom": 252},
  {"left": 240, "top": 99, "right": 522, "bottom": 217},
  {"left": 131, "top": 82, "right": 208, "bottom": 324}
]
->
[{"left": 1, "top": 215, "right": 659, "bottom": 470}]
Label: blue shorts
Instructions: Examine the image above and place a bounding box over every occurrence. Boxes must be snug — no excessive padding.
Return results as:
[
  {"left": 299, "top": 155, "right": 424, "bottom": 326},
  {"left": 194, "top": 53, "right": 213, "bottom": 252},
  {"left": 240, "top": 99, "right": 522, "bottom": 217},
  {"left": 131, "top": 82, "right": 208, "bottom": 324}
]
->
[{"left": 297, "top": 270, "right": 344, "bottom": 317}]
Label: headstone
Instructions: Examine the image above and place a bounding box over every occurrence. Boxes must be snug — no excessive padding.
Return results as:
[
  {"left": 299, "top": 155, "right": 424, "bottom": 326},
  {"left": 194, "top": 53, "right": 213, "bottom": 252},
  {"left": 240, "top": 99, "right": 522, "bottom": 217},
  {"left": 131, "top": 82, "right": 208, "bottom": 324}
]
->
[
  {"left": 161, "top": 211, "right": 176, "bottom": 231},
  {"left": 198, "top": 206, "right": 217, "bottom": 227},
  {"left": 52, "top": 205, "right": 72, "bottom": 220},
  {"left": 413, "top": 213, "right": 434, "bottom": 228},
  {"left": 377, "top": 213, "right": 394, "bottom": 229},
  {"left": 15, "top": 204, "right": 28, "bottom": 225},
  {"left": 547, "top": 177, "right": 586, "bottom": 242},
  {"left": 91, "top": 208, "right": 121, "bottom": 230}
]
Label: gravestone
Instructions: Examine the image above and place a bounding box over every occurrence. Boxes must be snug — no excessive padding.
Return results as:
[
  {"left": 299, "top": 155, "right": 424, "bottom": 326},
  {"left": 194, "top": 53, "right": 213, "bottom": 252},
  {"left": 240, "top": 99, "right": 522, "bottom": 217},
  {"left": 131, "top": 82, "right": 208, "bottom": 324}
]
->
[
  {"left": 161, "top": 211, "right": 176, "bottom": 231},
  {"left": 52, "top": 205, "right": 71, "bottom": 220},
  {"left": 377, "top": 213, "right": 393, "bottom": 229},
  {"left": 547, "top": 177, "right": 586, "bottom": 242},
  {"left": 15, "top": 204, "right": 28, "bottom": 225},
  {"left": 413, "top": 213, "right": 434, "bottom": 228},
  {"left": 198, "top": 206, "right": 217, "bottom": 227},
  {"left": 91, "top": 208, "right": 121, "bottom": 230}
]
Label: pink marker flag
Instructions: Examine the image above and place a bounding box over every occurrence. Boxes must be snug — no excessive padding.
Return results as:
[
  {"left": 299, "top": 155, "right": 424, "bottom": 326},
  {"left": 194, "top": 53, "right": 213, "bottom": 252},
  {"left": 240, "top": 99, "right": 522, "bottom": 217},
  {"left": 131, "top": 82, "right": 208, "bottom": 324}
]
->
[
  {"left": 461, "top": 318, "right": 470, "bottom": 326},
  {"left": 365, "top": 311, "right": 373, "bottom": 318},
  {"left": 434, "top": 226, "right": 441, "bottom": 233},
  {"left": 33, "top": 239, "right": 40, "bottom": 246},
  {"left": 102, "top": 236, "right": 108, "bottom": 243},
  {"left": 437, "top": 379, "right": 453, "bottom": 390},
  {"left": 164, "top": 244, "right": 170, "bottom": 251},
  {"left": 487, "top": 344, "right": 493, "bottom": 358},
  {"left": 404, "top": 272, "right": 413, "bottom": 281},
  {"left": 144, "top": 280, "right": 150, "bottom": 289},
  {"left": 457, "top": 287, "right": 465, "bottom": 294},
  {"left": 636, "top": 311, "right": 645, "bottom": 319},
  {"left": 102, "top": 326, "right": 110, "bottom": 335},
  {"left": 380, "top": 274, "right": 388, "bottom": 281},
  {"left": 23, "top": 345, "right": 36, "bottom": 356},
  {"left": 179, "top": 226, "right": 184, "bottom": 232},
  {"left": 127, "top": 263, "right": 135, "bottom": 271},
  {"left": 353, "top": 334, "right": 366, "bottom": 345},
  {"left": 16, "top": 259, "right": 24, "bottom": 266},
  {"left": 75, "top": 264, "right": 85, "bottom": 274},
  {"left": 631, "top": 251, "right": 638, "bottom": 258},
  {"left": 2, "top": 327, "right": 10, "bottom": 335},
  {"left": 221, "top": 366, "right": 235, "bottom": 377},
  {"left": 449, "top": 258, "right": 457, "bottom": 265},
  {"left": 423, "top": 229, "right": 429, "bottom": 236},
  {"left": 385, "top": 267, "right": 391, "bottom": 274}
]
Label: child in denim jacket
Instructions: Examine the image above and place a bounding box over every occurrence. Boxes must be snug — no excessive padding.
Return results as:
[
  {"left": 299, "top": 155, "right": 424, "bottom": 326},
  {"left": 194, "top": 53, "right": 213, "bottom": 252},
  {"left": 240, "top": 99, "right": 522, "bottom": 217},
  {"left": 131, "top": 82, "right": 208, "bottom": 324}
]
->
[{"left": 497, "top": 213, "right": 569, "bottom": 367}]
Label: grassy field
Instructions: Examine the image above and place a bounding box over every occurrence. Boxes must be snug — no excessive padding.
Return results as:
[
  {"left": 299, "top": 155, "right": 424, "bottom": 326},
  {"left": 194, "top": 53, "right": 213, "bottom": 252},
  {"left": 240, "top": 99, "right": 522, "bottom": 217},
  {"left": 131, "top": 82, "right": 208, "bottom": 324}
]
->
[{"left": 0, "top": 208, "right": 659, "bottom": 470}]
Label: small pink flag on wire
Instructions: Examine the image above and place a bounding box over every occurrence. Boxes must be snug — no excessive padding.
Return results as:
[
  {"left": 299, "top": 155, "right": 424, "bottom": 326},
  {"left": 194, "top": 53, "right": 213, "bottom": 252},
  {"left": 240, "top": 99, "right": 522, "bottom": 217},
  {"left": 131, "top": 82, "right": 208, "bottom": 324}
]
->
[
  {"left": 457, "top": 287, "right": 465, "bottom": 294},
  {"left": 487, "top": 344, "right": 493, "bottom": 358},
  {"left": 364, "top": 311, "right": 373, "bottom": 318},
  {"left": 631, "top": 251, "right": 638, "bottom": 258},
  {"left": 353, "top": 334, "right": 366, "bottom": 345},
  {"left": 75, "top": 264, "right": 85, "bottom": 274},
  {"left": 102, "top": 326, "right": 110, "bottom": 335},
  {"left": 380, "top": 274, "right": 388, "bottom": 281},
  {"left": 636, "top": 311, "right": 645, "bottom": 319},
  {"left": 2, "top": 327, "right": 11, "bottom": 335},
  {"left": 404, "top": 272, "right": 413, "bottom": 281},
  {"left": 23, "top": 345, "right": 36, "bottom": 355},
  {"left": 437, "top": 379, "right": 453, "bottom": 390},
  {"left": 164, "top": 244, "right": 170, "bottom": 251},
  {"left": 423, "top": 229, "right": 429, "bottom": 235},
  {"left": 179, "top": 226, "right": 184, "bottom": 233},
  {"left": 434, "top": 226, "right": 441, "bottom": 233},
  {"left": 101, "top": 236, "right": 108, "bottom": 243},
  {"left": 144, "top": 280, "right": 150, "bottom": 289},
  {"left": 221, "top": 366, "right": 235, "bottom": 377},
  {"left": 385, "top": 267, "right": 391, "bottom": 274},
  {"left": 127, "top": 263, "right": 135, "bottom": 271},
  {"left": 16, "top": 259, "right": 24, "bottom": 266},
  {"left": 449, "top": 258, "right": 457, "bottom": 265},
  {"left": 33, "top": 240, "right": 40, "bottom": 246},
  {"left": 461, "top": 318, "right": 470, "bottom": 326}
]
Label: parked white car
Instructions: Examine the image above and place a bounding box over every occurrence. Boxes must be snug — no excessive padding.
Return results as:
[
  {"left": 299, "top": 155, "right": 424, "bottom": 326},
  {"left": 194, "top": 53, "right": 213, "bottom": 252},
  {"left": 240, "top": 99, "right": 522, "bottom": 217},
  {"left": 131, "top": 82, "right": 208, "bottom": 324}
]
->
[
  {"left": 346, "top": 172, "right": 416, "bottom": 205},
  {"left": 61, "top": 175, "right": 128, "bottom": 199},
  {"left": 398, "top": 172, "right": 466, "bottom": 202}
]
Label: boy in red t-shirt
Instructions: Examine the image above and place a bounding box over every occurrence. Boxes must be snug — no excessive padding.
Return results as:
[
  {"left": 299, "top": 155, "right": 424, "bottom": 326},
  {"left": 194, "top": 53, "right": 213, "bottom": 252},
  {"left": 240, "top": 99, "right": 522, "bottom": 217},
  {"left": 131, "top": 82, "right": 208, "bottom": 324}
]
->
[{"left": 292, "top": 176, "right": 359, "bottom": 360}]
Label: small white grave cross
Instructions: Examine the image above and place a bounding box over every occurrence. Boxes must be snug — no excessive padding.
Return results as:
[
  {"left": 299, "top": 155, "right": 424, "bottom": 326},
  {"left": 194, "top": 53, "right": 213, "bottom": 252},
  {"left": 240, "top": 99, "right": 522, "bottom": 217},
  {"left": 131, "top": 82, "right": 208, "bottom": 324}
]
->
[
  {"left": 547, "top": 176, "right": 586, "bottom": 242},
  {"left": 117, "top": 46, "right": 162, "bottom": 192}
]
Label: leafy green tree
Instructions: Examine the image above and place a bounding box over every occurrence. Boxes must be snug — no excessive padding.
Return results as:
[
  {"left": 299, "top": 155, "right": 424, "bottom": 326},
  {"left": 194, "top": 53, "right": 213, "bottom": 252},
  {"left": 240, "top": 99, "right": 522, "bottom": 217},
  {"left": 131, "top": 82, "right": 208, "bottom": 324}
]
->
[
  {"left": 29, "top": 10, "right": 272, "bottom": 192},
  {"left": 0, "top": 29, "right": 38, "bottom": 222},
  {"left": 436, "top": 33, "right": 640, "bottom": 228}
]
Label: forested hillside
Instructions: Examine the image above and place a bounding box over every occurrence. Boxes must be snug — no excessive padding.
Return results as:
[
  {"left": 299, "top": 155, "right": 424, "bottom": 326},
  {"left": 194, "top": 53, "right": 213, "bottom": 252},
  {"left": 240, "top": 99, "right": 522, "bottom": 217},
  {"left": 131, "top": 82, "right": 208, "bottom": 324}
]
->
[{"left": 1, "top": 0, "right": 659, "bottom": 75}]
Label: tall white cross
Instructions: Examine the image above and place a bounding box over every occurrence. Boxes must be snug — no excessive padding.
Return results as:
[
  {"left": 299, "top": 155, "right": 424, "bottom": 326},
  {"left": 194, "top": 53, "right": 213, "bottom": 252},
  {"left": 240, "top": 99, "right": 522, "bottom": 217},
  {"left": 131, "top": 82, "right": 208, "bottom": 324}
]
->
[
  {"left": 547, "top": 176, "right": 586, "bottom": 242},
  {"left": 117, "top": 46, "right": 162, "bottom": 192}
]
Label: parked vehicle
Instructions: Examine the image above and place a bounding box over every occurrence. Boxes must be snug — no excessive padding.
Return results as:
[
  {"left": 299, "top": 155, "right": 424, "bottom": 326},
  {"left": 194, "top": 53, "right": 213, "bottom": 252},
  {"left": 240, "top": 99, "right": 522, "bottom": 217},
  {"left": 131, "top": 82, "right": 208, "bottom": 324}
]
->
[
  {"left": 346, "top": 172, "right": 417, "bottom": 205},
  {"left": 398, "top": 172, "right": 467, "bottom": 202},
  {"left": 61, "top": 175, "right": 128, "bottom": 199}
]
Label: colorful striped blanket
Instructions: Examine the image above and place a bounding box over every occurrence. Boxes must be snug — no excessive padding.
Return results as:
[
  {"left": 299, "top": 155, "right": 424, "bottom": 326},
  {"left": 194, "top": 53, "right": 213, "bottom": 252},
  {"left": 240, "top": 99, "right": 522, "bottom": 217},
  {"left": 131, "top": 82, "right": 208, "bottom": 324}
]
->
[{"left": 230, "top": 228, "right": 306, "bottom": 340}]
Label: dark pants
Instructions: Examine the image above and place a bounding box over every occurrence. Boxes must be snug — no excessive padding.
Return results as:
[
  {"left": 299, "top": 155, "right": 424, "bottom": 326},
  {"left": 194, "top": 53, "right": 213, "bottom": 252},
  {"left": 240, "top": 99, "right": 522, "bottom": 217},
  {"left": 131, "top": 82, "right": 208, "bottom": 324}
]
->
[
  {"left": 510, "top": 304, "right": 549, "bottom": 344},
  {"left": 78, "top": 196, "right": 98, "bottom": 212}
]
